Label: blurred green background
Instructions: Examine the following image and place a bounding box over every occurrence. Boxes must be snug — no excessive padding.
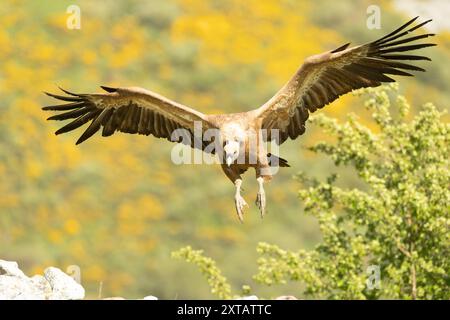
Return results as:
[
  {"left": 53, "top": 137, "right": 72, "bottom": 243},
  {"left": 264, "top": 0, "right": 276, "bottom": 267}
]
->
[{"left": 0, "top": 0, "right": 448, "bottom": 299}]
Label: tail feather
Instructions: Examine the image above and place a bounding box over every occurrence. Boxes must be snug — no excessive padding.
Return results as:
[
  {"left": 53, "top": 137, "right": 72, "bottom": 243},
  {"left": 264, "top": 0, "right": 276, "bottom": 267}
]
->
[{"left": 267, "top": 153, "right": 290, "bottom": 167}]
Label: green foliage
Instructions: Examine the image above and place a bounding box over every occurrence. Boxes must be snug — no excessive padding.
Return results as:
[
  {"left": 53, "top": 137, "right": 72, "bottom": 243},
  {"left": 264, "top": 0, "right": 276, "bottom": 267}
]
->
[
  {"left": 255, "top": 85, "right": 449, "bottom": 299},
  {"left": 175, "top": 86, "right": 449, "bottom": 299},
  {"left": 172, "top": 246, "right": 232, "bottom": 299}
]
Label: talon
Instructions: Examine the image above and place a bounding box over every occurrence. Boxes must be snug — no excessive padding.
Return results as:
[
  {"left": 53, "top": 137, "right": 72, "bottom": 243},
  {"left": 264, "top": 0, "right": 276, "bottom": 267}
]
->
[
  {"left": 235, "top": 195, "right": 248, "bottom": 223},
  {"left": 255, "top": 176, "right": 267, "bottom": 218},
  {"left": 255, "top": 191, "right": 266, "bottom": 218}
]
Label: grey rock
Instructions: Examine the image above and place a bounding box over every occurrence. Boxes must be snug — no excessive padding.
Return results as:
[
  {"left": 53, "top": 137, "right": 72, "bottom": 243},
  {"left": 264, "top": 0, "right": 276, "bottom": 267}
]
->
[
  {"left": 276, "top": 295, "right": 298, "bottom": 300},
  {"left": 44, "top": 267, "right": 85, "bottom": 300},
  {"left": 0, "top": 260, "right": 27, "bottom": 278},
  {"left": 0, "top": 275, "right": 47, "bottom": 300},
  {"left": 236, "top": 295, "right": 259, "bottom": 300},
  {"left": 0, "top": 260, "right": 85, "bottom": 300}
]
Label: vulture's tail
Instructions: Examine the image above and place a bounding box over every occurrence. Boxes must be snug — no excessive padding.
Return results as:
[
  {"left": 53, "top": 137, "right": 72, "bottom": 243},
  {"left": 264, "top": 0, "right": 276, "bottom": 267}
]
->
[{"left": 267, "top": 153, "right": 290, "bottom": 167}]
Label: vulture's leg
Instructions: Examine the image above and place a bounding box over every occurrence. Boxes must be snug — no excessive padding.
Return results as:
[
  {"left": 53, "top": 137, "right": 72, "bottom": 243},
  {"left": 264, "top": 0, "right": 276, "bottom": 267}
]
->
[
  {"left": 255, "top": 176, "right": 266, "bottom": 218},
  {"left": 234, "top": 178, "right": 248, "bottom": 223},
  {"left": 221, "top": 164, "right": 248, "bottom": 222}
]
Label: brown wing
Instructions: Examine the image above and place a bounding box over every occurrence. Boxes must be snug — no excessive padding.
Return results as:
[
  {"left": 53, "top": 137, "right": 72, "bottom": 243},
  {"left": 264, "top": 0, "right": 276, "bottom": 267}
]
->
[
  {"left": 254, "top": 17, "right": 435, "bottom": 144},
  {"left": 43, "top": 86, "right": 216, "bottom": 151}
]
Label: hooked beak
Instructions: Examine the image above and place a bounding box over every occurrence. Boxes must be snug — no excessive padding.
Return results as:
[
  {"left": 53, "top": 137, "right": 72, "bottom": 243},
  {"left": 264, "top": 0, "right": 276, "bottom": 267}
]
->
[{"left": 226, "top": 156, "right": 233, "bottom": 167}]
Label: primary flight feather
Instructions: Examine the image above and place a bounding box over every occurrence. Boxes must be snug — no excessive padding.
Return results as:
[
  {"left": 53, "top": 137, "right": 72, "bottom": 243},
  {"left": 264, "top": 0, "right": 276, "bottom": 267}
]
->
[{"left": 43, "top": 17, "right": 435, "bottom": 222}]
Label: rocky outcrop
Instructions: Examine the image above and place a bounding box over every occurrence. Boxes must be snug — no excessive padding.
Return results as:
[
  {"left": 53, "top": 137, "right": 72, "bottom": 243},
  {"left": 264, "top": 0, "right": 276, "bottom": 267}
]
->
[
  {"left": 0, "top": 260, "right": 85, "bottom": 300},
  {"left": 275, "top": 295, "right": 298, "bottom": 300},
  {"left": 0, "top": 259, "right": 295, "bottom": 300}
]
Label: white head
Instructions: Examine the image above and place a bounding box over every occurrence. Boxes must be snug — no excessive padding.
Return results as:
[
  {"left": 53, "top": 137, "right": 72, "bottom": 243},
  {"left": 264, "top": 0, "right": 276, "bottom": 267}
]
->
[
  {"left": 222, "top": 123, "right": 246, "bottom": 167},
  {"left": 224, "top": 140, "right": 240, "bottom": 166}
]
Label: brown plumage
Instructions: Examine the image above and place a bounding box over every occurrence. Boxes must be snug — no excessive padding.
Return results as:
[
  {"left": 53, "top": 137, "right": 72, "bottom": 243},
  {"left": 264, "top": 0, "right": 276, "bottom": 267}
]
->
[{"left": 43, "top": 17, "right": 435, "bottom": 222}]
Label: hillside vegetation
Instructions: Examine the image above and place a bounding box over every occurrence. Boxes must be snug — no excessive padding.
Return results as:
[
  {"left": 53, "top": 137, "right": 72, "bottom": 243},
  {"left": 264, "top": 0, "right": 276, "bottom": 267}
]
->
[{"left": 0, "top": 0, "right": 448, "bottom": 298}]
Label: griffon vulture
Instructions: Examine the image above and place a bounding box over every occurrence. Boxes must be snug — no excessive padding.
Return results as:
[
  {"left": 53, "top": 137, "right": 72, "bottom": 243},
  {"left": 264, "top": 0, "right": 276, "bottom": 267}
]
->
[{"left": 43, "top": 17, "right": 435, "bottom": 222}]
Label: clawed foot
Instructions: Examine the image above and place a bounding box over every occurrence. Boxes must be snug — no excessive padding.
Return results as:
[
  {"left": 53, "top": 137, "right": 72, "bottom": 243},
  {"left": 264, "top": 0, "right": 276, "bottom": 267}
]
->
[
  {"left": 255, "top": 191, "right": 266, "bottom": 218},
  {"left": 234, "top": 194, "right": 248, "bottom": 223}
]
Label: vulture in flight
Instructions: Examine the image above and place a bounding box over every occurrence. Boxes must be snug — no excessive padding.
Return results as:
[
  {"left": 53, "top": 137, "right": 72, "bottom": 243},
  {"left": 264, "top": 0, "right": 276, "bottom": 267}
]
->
[{"left": 43, "top": 17, "right": 435, "bottom": 222}]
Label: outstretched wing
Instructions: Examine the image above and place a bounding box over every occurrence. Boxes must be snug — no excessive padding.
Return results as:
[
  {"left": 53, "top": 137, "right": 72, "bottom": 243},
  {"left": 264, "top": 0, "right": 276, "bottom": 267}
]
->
[
  {"left": 254, "top": 17, "right": 435, "bottom": 144},
  {"left": 43, "top": 86, "right": 215, "bottom": 151}
]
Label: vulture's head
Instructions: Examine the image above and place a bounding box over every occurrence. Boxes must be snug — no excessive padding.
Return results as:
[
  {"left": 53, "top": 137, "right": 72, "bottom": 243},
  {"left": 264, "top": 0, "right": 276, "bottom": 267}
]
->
[
  {"left": 223, "top": 140, "right": 240, "bottom": 166},
  {"left": 221, "top": 123, "right": 246, "bottom": 166}
]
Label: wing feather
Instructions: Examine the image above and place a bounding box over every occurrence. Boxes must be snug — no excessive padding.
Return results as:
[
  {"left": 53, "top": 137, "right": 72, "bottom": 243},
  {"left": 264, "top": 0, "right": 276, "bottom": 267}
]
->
[
  {"left": 43, "top": 86, "right": 215, "bottom": 153},
  {"left": 254, "top": 17, "right": 435, "bottom": 144}
]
